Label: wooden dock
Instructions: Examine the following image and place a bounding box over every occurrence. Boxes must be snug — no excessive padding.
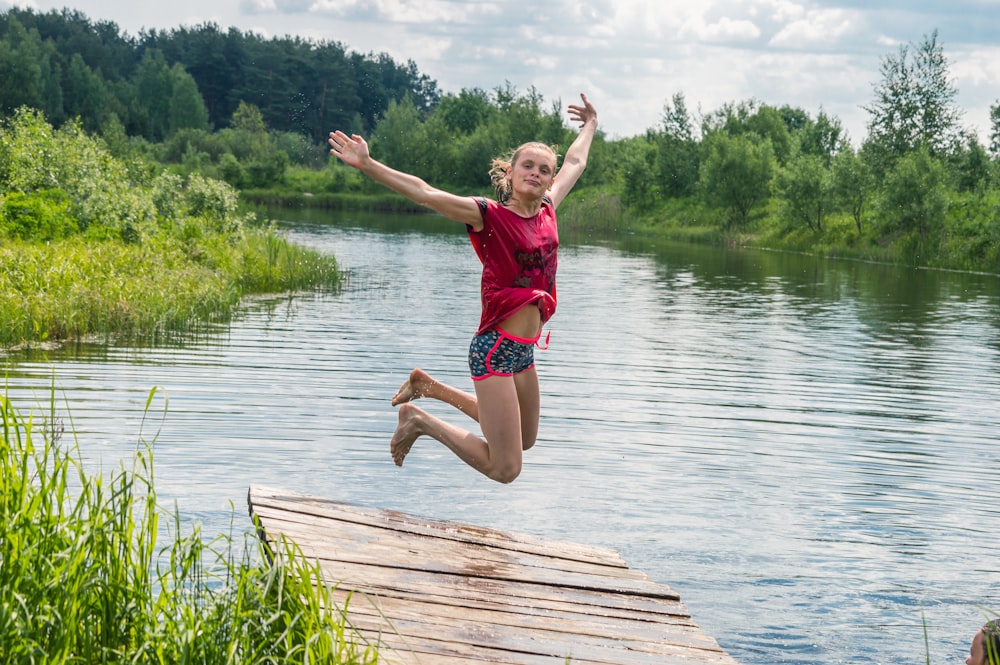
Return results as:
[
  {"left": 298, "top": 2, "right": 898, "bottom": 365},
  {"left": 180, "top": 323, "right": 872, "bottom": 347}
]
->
[{"left": 248, "top": 485, "right": 739, "bottom": 665}]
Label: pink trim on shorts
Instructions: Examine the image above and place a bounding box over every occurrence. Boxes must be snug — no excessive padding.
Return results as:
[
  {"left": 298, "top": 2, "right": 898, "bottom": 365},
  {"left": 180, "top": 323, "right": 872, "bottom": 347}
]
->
[
  {"left": 497, "top": 327, "right": 541, "bottom": 345},
  {"left": 472, "top": 327, "right": 541, "bottom": 381}
]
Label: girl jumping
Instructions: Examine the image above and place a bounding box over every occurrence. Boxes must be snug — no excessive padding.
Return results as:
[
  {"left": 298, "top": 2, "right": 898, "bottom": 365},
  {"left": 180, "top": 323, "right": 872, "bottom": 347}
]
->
[{"left": 328, "top": 93, "right": 597, "bottom": 483}]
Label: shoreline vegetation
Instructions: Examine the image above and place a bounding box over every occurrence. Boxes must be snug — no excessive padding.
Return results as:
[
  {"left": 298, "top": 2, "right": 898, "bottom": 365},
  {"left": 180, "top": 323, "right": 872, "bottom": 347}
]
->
[
  {"left": 0, "top": 386, "right": 379, "bottom": 663},
  {"left": 1, "top": 108, "right": 341, "bottom": 350},
  {"left": 1, "top": 10, "right": 997, "bottom": 302},
  {"left": 242, "top": 182, "right": 1000, "bottom": 276}
]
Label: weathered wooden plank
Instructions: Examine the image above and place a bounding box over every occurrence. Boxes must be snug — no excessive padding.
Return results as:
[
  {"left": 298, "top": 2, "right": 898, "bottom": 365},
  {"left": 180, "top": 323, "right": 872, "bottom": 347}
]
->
[
  {"left": 247, "top": 485, "right": 740, "bottom": 665},
  {"left": 250, "top": 485, "right": 626, "bottom": 567},
  {"left": 310, "top": 557, "right": 695, "bottom": 626},
  {"left": 250, "top": 504, "right": 650, "bottom": 584},
  {"left": 342, "top": 610, "right": 734, "bottom": 665},
  {"left": 325, "top": 587, "right": 716, "bottom": 651},
  {"left": 254, "top": 510, "right": 675, "bottom": 597},
  {"left": 324, "top": 576, "right": 695, "bottom": 626}
]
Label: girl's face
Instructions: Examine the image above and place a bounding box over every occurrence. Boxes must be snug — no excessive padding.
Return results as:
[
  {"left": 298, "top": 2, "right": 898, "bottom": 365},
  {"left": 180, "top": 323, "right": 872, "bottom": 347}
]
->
[
  {"left": 509, "top": 147, "right": 556, "bottom": 198},
  {"left": 968, "top": 629, "right": 987, "bottom": 665}
]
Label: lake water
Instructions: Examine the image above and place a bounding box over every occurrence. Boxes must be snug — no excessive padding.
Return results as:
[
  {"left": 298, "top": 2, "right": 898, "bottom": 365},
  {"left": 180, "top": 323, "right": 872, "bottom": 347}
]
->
[{"left": 4, "top": 209, "right": 1000, "bottom": 664}]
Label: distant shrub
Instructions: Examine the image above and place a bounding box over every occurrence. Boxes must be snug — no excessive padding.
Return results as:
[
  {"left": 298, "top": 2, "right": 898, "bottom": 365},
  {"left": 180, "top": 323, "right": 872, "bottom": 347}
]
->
[{"left": 0, "top": 189, "right": 77, "bottom": 240}]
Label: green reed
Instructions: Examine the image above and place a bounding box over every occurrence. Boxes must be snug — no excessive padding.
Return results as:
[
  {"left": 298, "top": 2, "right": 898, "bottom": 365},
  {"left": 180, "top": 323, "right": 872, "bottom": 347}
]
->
[
  {"left": 0, "top": 386, "right": 377, "bottom": 664},
  {"left": 0, "top": 227, "right": 340, "bottom": 348}
]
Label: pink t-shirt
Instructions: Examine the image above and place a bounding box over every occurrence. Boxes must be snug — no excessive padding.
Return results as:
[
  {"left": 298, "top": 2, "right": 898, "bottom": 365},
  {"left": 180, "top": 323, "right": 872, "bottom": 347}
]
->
[{"left": 468, "top": 196, "right": 559, "bottom": 336}]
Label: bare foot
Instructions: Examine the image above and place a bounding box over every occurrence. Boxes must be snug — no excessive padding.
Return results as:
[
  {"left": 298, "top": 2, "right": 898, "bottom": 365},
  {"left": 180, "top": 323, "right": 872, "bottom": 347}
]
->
[
  {"left": 390, "top": 403, "right": 424, "bottom": 466},
  {"left": 391, "top": 368, "right": 436, "bottom": 406}
]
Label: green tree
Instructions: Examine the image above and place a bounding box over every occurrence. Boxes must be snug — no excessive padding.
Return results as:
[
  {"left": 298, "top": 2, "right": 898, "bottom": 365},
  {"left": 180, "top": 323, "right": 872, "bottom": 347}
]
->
[
  {"left": 132, "top": 49, "right": 174, "bottom": 140},
  {"left": 617, "top": 136, "right": 658, "bottom": 210},
  {"left": 437, "top": 88, "right": 494, "bottom": 135},
  {"left": 4, "top": 9, "right": 442, "bottom": 144},
  {"left": 776, "top": 152, "right": 833, "bottom": 232},
  {"left": 145, "top": 23, "right": 243, "bottom": 127},
  {"left": 704, "top": 100, "right": 792, "bottom": 165},
  {"left": 746, "top": 105, "right": 793, "bottom": 166},
  {"left": 167, "top": 63, "right": 210, "bottom": 134},
  {"left": 831, "top": 148, "right": 873, "bottom": 234},
  {"left": 63, "top": 52, "right": 110, "bottom": 130},
  {"left": 230, "top": 99, "right": 267, "bottom": 135},
  {"left": 228, "top": 32, "right": 303, "bottom": 132},
  {"left": 795, "top": 110, "right": 846, "bottom": 164},
  {"left": 9, "top": 7, "right": 138, "bottom": 83},
  {"left": 700, "top": 131, "right": 775, "bottom": 227},
  {"left": 656, "top": 92, "right": 699, "bottom": 198},
  {"left": 864, "top": 29, "right": 962, "bottom": 171},
  {"left": 952, "top": 133, "right": 990, "bottom": 193},
  {"left": 371, "top": 95, "right": 426, "bottom": 177},
  {"left": 493, "top": 83, "right": 550, "bottom": 148},
  {"left": 99, "top": 113, "right": 132, "bottom": 158},
  {"left": 306, "top": 40, "right": 360, "bottom": 141},
  {"left": 879, "top": 145, "right": 948, "bottom": 238},
  {"left": 418, "top": 112, "right": 460, "bottom": 185},
  {"left": 0, "top": 16, "right": 44, "bottom": 115},
  {"left": 452, "top": 123, "right": 504, "bottom": 190},
  {"left": 225, "top": 101, "right": 287, "bottom": 187}
]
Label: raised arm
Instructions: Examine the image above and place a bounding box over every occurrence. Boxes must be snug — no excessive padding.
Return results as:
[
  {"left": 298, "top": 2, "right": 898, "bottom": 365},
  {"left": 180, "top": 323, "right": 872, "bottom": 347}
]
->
[
  {"left": 328, "top": 131, "right": 483, "bottom": 229},
  {"left": 549, "top": 94, "right": 598, "bottom": 209}
]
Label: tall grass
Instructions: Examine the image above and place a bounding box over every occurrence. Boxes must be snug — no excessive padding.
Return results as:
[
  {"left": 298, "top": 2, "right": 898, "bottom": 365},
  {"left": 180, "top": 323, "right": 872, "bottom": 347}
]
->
[
  {"left": 0, "top": 386, "right": 378, "bottom": 664},
  {"left": 0, "top": 228, "right": 340, "bottom": 348}
]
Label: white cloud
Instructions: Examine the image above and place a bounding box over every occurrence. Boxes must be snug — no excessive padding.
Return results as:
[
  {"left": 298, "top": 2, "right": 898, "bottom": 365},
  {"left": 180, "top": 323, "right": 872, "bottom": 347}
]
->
[
  {"left": 682, "top": 15, "right": 761, "bottom": 42},
  {"left": 763, "top": 0, "right": 807, "bottom": 23},
  {"left": 951, "top": 45, "right": 1000, "bottom": 88},
  {"left": 769, "top": 9, "right": 857, "bottom": 48},
  {"left": 307, "top": 0, "right": 493, "bottom": 23},
  {"left": 240, "top": 0, "right": 277, "bottom": 13}
]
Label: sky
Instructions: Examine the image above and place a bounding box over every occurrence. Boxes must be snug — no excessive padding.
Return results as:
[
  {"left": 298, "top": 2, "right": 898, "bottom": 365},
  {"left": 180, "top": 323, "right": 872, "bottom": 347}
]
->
[{"left": 7, "top": 0, "right": 1000, "bottom": 144}]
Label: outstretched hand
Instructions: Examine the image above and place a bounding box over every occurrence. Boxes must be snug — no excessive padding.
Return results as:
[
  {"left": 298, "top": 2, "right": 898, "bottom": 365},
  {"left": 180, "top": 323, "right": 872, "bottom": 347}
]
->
[
  {"left": 567, "top": 93, "right": 597, "bottom": 128},
  {"left": 328, "top": 130, "right": 370, "bottom": 170}
]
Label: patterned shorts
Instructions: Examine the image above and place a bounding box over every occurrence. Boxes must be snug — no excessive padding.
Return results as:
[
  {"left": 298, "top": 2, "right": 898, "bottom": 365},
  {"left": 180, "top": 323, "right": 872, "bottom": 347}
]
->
[{"left": 468, "top": 329, "right": 538, "bottom": 380}]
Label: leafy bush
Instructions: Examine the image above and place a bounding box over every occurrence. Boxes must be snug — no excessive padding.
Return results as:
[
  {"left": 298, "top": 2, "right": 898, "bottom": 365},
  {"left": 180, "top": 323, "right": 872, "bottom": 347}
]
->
[
  {"left": 1, "top": 107, "right": 156, "bottom": 241},
  {"left": 0, "top": 189, "right": 76, "bottom": 239},
  {"left": 181, "top": 173, "right": 243, "bottom": 234}
]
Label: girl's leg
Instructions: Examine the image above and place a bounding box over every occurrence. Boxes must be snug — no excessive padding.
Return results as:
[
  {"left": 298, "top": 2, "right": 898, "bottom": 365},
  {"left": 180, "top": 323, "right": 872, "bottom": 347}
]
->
[
  {"left": 392, "top": 368, "right": 479, "bottom": 422},
  {"left": 390, "top": 374, "right": 526, "bottom": 483},
  {"left": 513, "top": 367, "right": 540, "bottom": 450}
]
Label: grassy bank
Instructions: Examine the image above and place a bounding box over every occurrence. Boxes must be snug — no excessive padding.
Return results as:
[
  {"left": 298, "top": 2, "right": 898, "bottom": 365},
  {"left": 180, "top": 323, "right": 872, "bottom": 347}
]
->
[
  {"left": 0, "top": 387, "right": 378, "bottom": 663},
  {"left": 0, "top": 228, "right": 340, "bottom": 348},
  {"left": 1, "top": 109, "right": 342, "bottom": 349}
]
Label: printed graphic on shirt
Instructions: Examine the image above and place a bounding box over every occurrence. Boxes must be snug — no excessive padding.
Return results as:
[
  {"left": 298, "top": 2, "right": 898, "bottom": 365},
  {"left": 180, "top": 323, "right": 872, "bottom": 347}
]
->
[{"left": 514, "top": 243, "right": 556, "bottom": 289}]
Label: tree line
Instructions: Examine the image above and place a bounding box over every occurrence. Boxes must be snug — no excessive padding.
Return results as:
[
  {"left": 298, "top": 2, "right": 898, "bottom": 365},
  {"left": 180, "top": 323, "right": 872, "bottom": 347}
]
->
[
  {"left": 318, "top": 30, "right": 999, "bottom": 270},
  {"left": 2, "top": 7, "right": 1000, "bottom": 272},
  {"left": 0, "top": 7, "right": 438, "bottom": 142}
]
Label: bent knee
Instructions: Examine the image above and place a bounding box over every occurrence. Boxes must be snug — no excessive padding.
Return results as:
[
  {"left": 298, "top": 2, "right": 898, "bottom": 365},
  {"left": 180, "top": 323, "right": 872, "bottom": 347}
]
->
[{"left": 491, "top": 462, "right": 522, "bottom": 484}]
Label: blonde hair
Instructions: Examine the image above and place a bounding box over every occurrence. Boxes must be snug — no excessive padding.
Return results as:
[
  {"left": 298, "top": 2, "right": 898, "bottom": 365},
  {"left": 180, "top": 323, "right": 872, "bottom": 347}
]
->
[{"left": 488, "top": 142, "right": 560, "bottom": 203}]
